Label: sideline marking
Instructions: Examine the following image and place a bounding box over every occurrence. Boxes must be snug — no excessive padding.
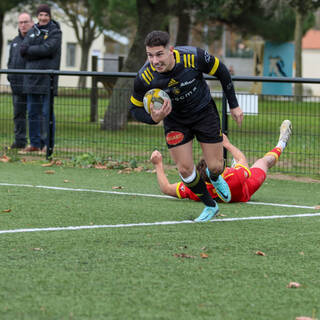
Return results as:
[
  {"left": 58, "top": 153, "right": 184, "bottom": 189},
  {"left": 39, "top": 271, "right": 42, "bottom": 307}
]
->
[
  {"left": 0, "top": 182, "right": 316, "bottom": 210},
  {"left": 0, "top": 212, "right": 320, "bottom": 235}
]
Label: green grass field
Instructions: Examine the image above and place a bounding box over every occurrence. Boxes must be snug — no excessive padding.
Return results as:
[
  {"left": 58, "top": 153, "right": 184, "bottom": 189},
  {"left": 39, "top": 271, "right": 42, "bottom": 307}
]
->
[{"left": 1, "top": 161, "right": 320, "bottom": 319}]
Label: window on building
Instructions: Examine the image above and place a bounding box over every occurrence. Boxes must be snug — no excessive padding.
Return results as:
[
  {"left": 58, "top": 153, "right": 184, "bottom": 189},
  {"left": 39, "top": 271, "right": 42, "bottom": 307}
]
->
[{"left": 66, "top": 43, "right": 76, "bottom": 67}]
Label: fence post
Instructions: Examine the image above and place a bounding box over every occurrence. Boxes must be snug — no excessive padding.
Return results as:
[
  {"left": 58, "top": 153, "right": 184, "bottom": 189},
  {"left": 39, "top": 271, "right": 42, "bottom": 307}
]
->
[
  {"left": 47, "top": 74, "right": 55, "bottom": 159},
  {"left": 90, "top": 56, "right": 98, "bottom": 122},
  {"left": 221, "top": 93, "right": 228, "bottom": 162}
]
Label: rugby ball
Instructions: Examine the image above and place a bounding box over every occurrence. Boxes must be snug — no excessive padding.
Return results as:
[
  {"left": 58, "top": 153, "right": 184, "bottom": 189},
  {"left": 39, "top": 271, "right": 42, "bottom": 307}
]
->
[{"left": 143, "top": 88, "right": 171, "bottom": 114}]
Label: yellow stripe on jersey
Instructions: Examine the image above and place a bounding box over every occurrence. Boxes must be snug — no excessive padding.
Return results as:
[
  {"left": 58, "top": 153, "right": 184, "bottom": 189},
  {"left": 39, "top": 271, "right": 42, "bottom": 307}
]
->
[
  {"left": 173, "top": 50, "right": 181, "bottom": 63},
  {"left": 176, "top": 182, "right": 183, "bottom": 199},
  {"left": 234, "top": 164, "right": 251, "bottom": 178},
  {"left": 144, "top": 70, "right": 152, "bottom": 82},
  {"left": 183, "top": 54, "right": 187, "bottom": 68},
  {"left": 182, "top": 54, "right": 195, "bottom": 68},
  {"left": 146, "top": 67, "right": 154, "bottom": 80},
  {"left": 150, "top": 64, "right": 155, "bottom": 71},
  {"left": 142, "top": 73, "right": 150, "bottom": 85},
  {"left": 209, "top": 57, "right": 220, "bottom": 75},
  {"left": 130, "top": 96, "right": 144, "bottom": 107}
]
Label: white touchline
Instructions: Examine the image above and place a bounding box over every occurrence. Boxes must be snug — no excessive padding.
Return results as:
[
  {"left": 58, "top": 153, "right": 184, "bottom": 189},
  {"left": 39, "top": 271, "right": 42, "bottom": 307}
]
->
[
  {"left": 0, "top": 182, "right": 317, "bottom": 209},
  {"left": 0, "top": 212, "right": 320, "bottom": 235}
]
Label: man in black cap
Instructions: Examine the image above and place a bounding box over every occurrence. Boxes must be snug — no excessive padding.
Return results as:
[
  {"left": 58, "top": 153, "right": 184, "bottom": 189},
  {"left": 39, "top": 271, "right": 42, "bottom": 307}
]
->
[{"left": 19, "top": 4, "right": 61, "bottom": 154}]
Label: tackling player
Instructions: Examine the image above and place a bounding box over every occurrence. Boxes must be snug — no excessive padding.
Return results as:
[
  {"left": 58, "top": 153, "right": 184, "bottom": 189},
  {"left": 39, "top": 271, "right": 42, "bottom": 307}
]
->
[
  {"left": 150, "top": 120, "right": 292, "bottom": 213},
  {"left": 130, "top": 30, "right": 243, "bottom": 222}
]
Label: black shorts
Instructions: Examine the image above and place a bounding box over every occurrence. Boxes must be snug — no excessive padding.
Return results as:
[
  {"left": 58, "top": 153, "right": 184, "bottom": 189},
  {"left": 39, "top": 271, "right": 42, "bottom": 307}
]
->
[{"left": 163, "top": 100, "right": 222, "bottom": 149}]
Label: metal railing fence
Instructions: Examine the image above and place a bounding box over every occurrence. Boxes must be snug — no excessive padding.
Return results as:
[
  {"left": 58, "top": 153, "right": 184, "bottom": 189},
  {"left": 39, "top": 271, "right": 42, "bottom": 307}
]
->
[{"left": 0, "top": 69, "right": 319, "bottom": 178}]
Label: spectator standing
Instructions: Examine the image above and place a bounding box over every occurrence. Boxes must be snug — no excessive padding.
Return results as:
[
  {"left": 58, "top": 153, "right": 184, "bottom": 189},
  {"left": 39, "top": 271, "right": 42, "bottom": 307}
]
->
[
  {"left": 20, "top": 4, "right": 61, "bottom": 153},
  {"left": 7, "top": 12, "right": 34, "bottom": 149}
]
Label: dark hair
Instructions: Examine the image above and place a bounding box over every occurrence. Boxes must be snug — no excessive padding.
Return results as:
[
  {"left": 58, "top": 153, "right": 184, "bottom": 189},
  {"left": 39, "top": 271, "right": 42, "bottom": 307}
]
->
[
  {"left": 196, "top": 158, "right": 210, "bottom": 183},
  {"left": 36, "top": 4, "right": 51, "bottom": 17},
  {"left": 144, "top": 31, "right": 170, "bottom": 47}
]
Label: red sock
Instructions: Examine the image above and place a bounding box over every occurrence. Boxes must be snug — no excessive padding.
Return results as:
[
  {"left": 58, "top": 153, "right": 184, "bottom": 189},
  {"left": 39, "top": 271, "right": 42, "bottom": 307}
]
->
[{"left": 264, "top": 147, "right": 282, "bottom": 162}]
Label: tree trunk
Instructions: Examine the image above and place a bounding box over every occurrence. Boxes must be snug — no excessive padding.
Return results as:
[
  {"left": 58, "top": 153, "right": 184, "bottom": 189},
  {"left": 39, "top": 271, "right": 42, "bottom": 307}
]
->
[
  {"left": 0, "top": 13, "right": 4, "bottom": 68},
  {"left": 101, "top": 0, "right": 169, "bottom": 130},
  {"left": 294, "top": 9, "right": 303, "bottom": 101},
  {"left": 175, "top": 0, "right": 191, "bottom": 46},
  {"left": 78, "top": 40, "right": 91, "bottom": 88}
]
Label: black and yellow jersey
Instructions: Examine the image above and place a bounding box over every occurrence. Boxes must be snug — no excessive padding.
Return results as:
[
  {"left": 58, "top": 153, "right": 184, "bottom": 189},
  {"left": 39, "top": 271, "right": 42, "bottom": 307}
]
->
[{"left": 130, "top": 46, "right": 238, "bottom": 124}]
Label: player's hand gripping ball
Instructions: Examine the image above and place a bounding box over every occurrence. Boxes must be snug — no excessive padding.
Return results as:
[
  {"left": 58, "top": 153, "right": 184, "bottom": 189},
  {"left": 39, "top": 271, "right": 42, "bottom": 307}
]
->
[{"left": 143, "top": 88, "right": 171, "bottom": 114}]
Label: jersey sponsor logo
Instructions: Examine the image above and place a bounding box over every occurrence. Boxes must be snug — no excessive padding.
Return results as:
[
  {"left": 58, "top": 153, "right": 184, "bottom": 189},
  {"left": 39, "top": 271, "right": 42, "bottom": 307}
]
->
[
  {"left": 180, "top": 79, "right": 195, "bottom": 87},
  {"left": 166, "top": 131, "right": 184, "bottom": 146},
  {"left": 168, "top": 78, "right": 179, "bottom": 87},
  {"left": 173, "top": 86, "right": 197, "bottom": 101},
  {"left": 204, "top": 51, "right": 210, "bottom": 63}
]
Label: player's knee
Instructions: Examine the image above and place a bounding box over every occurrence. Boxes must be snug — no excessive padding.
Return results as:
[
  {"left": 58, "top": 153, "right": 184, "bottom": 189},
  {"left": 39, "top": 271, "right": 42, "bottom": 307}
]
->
[{"left": 207, "top": 162, "right": 225, "bottom": 180}]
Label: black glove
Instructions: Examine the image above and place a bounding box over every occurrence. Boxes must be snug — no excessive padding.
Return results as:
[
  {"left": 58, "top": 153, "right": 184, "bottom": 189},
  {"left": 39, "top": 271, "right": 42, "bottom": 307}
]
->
[{"left": 20, "top": 44, "right": 29, "bottom": 56}]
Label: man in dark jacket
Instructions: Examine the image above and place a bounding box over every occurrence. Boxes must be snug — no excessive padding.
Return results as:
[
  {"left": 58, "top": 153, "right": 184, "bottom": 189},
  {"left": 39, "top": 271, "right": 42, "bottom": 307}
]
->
[
  {"left": 20, "top": 4, "right": 61, "bottom": 153},
  {"left": 7, "top": 12, "right": 33, "bottom": 149}
]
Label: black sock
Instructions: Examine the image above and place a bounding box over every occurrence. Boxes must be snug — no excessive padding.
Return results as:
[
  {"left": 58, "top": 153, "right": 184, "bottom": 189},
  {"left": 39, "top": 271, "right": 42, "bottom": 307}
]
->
[
  {"left": 208, "top": 171, "right": 219, "bottom": 182},
  {"left": 183, "top": 171, "right": 216, "bottom": 207}
]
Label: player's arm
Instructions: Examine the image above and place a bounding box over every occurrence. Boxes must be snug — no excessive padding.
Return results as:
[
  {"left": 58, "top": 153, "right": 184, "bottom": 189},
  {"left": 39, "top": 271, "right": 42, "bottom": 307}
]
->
[
  {"left": 129, "top": 77, "right": 158, "bottom": 125},
  {"left": 222, "top": 134, "right": 248, "bottom": 168},
  {"left": 197, "top": 48, "right": 243, "bottom": 126},
  {"left": 150, "top": 150, "right": 178, "bottom": 197}
]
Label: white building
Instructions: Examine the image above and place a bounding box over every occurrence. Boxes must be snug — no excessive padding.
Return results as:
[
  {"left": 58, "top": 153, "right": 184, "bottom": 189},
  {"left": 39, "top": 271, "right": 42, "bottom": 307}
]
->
[{"left": 1, "top": 9, "right": 129, "bottom": 88}]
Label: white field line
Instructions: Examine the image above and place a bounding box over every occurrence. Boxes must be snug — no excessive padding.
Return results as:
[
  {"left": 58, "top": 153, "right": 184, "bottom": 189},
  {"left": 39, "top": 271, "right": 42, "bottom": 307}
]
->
[
  {"left": 0, "top": 212, "right": 320, "bottom": 235},
  {"left": 0, "top": 182, "right": 317, "bottom": 210}
]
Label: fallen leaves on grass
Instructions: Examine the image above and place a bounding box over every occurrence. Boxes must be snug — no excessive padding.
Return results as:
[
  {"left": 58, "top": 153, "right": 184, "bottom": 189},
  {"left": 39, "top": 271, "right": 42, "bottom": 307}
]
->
[
  {"left": 64, "top": 180, "right": 69, "bottom": 183},
  {"left": 287, "top": 282, "right": 301, "bottom": 288},
  {"left": 2, "top": 209, "right": 11, "bottom": 213},
  {"left": 255, "top": 251, "right": 266, "bottom": 256},
  {"left": 217, "top": 213, "right": 226, "bottom": 217},
  {"left": 44, "top": 170, "right": 55, "bottom": 174},
  {"left": 173, "top": 253, "right": 195, "bottom": 259},
  {"left": 32, "top": 248, "right": 43, "bottom": 251},
  {"left": 0, "top": 155, "right": 10, "bottom": 162},
  {"left": 118, "top": 168, "right": 133, "bottom": 174},
  {"left": 200, "top": 253, "right": 209, "bottom": 259},
  {"left": 94, "top": 163, "right": 107, "bottom": 169},
  {"left": 112, "top": 186, "right": 123, "bottom": 190}
]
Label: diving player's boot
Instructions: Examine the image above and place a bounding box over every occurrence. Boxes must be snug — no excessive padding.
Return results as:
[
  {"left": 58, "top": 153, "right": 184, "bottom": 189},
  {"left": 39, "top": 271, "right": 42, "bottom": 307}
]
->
[{"left": 278, "top": 120, "right": 292, "bottom": 147}]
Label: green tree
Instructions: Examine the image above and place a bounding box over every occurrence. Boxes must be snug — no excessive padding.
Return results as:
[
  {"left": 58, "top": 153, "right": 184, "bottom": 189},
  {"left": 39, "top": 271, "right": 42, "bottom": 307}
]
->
[
  {"left": 286, "top": 0, "right": 320, "bottom": 98},
  {"left": 100, "top": 0, "right": 170, "bottom": 130},
  {"left": 50, "top": 0, "right": 104, "bottom": 88}
]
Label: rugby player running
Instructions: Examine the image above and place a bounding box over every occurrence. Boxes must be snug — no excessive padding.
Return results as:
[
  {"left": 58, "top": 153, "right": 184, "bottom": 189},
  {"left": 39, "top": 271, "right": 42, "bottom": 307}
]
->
[{"left": 130, "top": 30, "right": 243, "bottom": 222}]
